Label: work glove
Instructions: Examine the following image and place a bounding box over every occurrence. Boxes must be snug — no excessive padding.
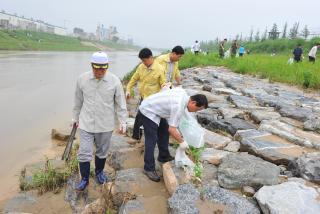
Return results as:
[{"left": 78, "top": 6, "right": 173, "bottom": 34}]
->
[
  {"left": 119, "top": 123, "right": 127, "bottom": 135},
  {"left": 179, "top": 141, "right": 189, "bottom": 150}
]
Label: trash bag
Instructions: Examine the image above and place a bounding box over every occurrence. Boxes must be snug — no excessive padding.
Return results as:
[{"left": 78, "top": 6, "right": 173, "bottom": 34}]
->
[
  {"left": 287, "top": 57, "right": 294, "bottom": 65},
  {"left": 178, "top": 110, "right": 204, "bottom": 148}
]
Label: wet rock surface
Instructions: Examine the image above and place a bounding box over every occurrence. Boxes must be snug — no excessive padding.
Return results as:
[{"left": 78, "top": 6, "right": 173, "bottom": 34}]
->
[
  {"left": 255, "top": 181, "right": 320, "bottom": 214},
  {"left": 218, "top": 153, "right": 280, "bottom": 189},
  {"left": 289, "top": 152, "right": 320, "bottom": 183}
]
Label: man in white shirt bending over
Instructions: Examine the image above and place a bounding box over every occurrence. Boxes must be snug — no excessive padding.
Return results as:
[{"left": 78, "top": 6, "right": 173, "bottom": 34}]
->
[
  {"left": 308, "top": 43, "right": 320, "bottom": 63},
  {"left": 138, "top": 88, "right": 208, "bottom": 182}
]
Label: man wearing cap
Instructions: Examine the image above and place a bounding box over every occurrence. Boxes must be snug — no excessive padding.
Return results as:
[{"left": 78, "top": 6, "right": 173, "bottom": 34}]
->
[
  {"left": 73, "top": 51, "right": 127, "bottom": 191},
  {"left": 126, "top": 48, "right": 167, "bottom": 144},
  {"left": 155, "top": 46, "right": 185, "bottom": 86}
]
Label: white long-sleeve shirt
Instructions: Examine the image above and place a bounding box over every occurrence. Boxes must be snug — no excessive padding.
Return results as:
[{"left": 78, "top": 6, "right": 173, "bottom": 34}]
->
[
  {"left": 73, "top": 71, "right": 127, "bottom": 133},
  {"left": 193, "top": 43, "right": 200, "bottom": 52},
  {"left": 308, "top": 46, "right": 318, "bottom": 58},
  {"left": 139, "top": 88, "right": 189, "bottom": 127}
]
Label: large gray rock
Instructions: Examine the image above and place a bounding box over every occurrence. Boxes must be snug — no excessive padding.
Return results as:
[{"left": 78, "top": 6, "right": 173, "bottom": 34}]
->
[
  {"left": 256, "top": 94, "right": 296, "bottom": 108},
  {"left": 236, "top": 129, "right": 307, "bottom": 165},
  {"left": 259, "top": 120, "right": 320, "bottom": 149},
  {"left": 241, "top": 87, "right": 268, "bottom": 98},
  {"left": 218, "top": 107, "right": 245, "bottom": 119},
  {"left": 289, "top": 152, "right": 320, "bottom": 183},
  {"left": 224, "top": 141, "right": 240, "bottom": 152},
  {"left": 202, "top": 118, "right": 256, "bottom": 136},
  {"left": 168, "top": 184, "right": 200, "bottom": 214},
  {"left": 203, "top": 129, "right": 231, "bottom": 149},
  {"left": 228, "top": 95, "right": 262, "bottom": 110},
  {"left": 240, "top": 133, "right": 305, "bottom": 165},
  {"left": 278, "top": 104, "right": 313, "bottom": 122},
  {"left": 168, "top": 184, "right": 261, "bottom": 214},
  {"left": 202, "top": 163, "right": 219, "bottom": 186},
  {"left": 218, "top": 153, "right": 280, "bottom": 189},
  {"left": 304, "top": 117, "right": 320, "bottom": 133},
  {"left": 202, "top": 185, "right": 261, "bottom": 214},
  {"left": 201, "top": 148, "right": 230, "bottom": 165},
  {"left": 235, "top": 129, "right": 270, "bottom": 141},
  {"left": 255, "top": 181, "right": 320, "bottom": 214},
  {"left": 214, "top": 88, "right": 242, "bottom": 96},
  {"left": 250, "top": 109, "right": 281, "bottom": 123}
]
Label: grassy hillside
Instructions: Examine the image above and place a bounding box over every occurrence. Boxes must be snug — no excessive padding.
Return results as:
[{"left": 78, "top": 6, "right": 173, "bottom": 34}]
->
[{"left": 0, "top": 29, "right": 138, "bottom": 51}]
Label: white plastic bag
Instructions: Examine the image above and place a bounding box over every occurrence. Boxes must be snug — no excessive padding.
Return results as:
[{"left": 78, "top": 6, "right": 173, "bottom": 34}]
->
[{"left": 178, "top": 110, "right": 205, "bottom": 148}]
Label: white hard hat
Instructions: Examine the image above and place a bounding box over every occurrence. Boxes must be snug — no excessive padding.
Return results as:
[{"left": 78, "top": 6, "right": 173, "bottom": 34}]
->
[{"left": 91, "top": 51, "right": 108, "bottom": 64}]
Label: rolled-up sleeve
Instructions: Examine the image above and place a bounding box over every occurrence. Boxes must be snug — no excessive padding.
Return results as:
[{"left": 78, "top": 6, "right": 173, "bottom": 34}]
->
[
  {"left": 73, "top": 79, "right": 83, "bottom": 122},
  {"left": 115, "top": 81, "right": 128, "bottom": 125}
]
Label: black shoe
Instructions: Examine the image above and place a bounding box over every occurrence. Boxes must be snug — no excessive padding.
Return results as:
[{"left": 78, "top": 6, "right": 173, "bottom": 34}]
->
[
  {"left": 143, "top": 170, "right": 160, "bottom": 182},
  {"left": 157, "top": 155, "right": 175, "bottom": 163}
]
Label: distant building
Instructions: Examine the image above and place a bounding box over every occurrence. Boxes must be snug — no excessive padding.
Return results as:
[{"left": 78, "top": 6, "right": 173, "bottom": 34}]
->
[
  {"left": 0, "top": 10, "right": 67, "bottom": 36},
  {"left": 96, "top": 24, "right": 109, "bottom": 41},
  {"left": 108, "top": 26, "right": 119, "bottom": 42}
]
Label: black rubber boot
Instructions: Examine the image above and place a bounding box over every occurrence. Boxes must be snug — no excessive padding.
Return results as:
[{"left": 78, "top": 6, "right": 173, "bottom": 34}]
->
[
  {"left": 76, "top": 162, "right": 90, "bottom": 191},
  {"left": 95, "top": 156, "right": 107, "bottom": 184}
]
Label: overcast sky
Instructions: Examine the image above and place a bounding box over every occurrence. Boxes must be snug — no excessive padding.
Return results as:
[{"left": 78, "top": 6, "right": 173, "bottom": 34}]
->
[{"left": 1, "top": 0, "right": 319, "bottom": 48}]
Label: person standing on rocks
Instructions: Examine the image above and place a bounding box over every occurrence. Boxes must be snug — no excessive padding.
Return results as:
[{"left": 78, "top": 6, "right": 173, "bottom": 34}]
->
[
  {"left": 126, "top": 48, "right": 167, "bottom": 144},
  {"left": 308, "top": 43, "right": 320, "bottom": 63},
  {"left": 155, "top": 45, "right": 185, "bottom": 86},
  {"left": 219, "top": 38, "right": 227, "bottom": 58},
  {"left": 73, "top": 51, "right": 127, "bottom": 191},
  {"left": 139, "top": 88, "right": 208, "bottom": 182},
  {"left": 230, "top": 40, "right": 239, "bottom": 58}
]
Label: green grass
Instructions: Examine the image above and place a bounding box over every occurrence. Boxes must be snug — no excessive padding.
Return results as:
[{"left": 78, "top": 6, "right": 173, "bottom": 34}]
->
[
  {"left": 179, "top": 52, "right": 320, "bottom": 89},
  {"left": 20, "top": 144, "right": 80, "bottom": 194},
  {"left": 0, "top": 29, "right": 139, "bottom": 51},
  {"left": 187, "top": 146, "right": 205, "bottom": 179}
]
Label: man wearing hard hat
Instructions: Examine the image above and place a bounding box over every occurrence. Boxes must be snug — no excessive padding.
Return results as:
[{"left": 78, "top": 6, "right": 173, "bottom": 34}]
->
[{"left": 72, "top": 51, "right": 127, "bottom": 191}]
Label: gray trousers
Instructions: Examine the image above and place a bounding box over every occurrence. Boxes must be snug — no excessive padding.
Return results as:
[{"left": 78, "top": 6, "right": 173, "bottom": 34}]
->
[{"left": 78, "top": 129, "right": 113, "bottom": 162}]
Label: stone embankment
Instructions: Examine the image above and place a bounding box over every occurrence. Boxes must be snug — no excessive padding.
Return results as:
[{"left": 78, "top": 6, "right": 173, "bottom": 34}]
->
[{"left": 3, "top": 66, "right": 320, "bottom": 214}]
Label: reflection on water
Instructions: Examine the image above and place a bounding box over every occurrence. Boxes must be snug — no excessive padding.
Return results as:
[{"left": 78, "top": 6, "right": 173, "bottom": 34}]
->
[{"left": 0, "top": 51, "right": 139, "bottom": 199}]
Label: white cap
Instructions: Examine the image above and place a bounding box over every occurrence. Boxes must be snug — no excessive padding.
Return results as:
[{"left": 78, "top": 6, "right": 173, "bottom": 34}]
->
[{"left": 91, "top": 51, "right": 108, "bottom": 64}]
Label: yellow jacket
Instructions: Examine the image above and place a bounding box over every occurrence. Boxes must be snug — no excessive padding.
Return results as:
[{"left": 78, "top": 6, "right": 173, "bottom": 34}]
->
[
  {"left": 155, "top": 53, "right": 180, "bottom": 83},
  {"left": 126, "top": 61, "right": 166, "bottom": 99}
]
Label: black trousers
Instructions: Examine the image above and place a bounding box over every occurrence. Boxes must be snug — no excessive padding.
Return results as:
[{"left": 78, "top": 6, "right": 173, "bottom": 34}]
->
[
  {"left": 132, "top": 98, "right": 143, "bottom": 140},
  {"left": 309, "top": 56, "right": 316, "bottom": 63},
  {"left": 141, "top": 112, "right": 170, "bottom": 171}
]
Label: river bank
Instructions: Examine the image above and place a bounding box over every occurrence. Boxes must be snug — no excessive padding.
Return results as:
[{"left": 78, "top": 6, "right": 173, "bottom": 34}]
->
[
  {"left": 0, "top": 29, "right": 139, "bottom": 51},
  {"left": 2, "top": 65, "right": 320, "bottom": 213}
]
